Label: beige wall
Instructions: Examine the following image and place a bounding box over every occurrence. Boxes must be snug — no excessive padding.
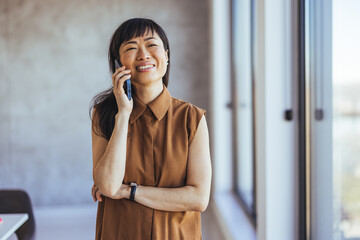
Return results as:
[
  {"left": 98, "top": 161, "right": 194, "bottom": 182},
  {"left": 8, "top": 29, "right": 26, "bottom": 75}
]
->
[{"left": 0, "top": 0, "right": 210, "bottom": 206}]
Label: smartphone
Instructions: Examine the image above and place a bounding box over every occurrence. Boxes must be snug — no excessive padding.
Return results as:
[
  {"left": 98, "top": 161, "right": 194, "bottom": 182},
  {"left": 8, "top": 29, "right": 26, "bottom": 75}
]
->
[{"left": 114, "top": 59, "right": 132, "bottom": 100}]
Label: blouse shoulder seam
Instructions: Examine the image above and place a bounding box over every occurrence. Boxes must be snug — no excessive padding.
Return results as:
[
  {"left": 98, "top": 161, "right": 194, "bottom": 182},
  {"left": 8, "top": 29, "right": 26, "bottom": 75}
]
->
[{"left": 171, "top": 97, "right": 193, "bottom": 107}]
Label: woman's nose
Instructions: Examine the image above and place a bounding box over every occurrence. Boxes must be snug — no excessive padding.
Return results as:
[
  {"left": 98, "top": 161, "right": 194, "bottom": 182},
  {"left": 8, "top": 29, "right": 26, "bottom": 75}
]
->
[{"left": 136, "top": 48, "right": 151, "bottom": 61}]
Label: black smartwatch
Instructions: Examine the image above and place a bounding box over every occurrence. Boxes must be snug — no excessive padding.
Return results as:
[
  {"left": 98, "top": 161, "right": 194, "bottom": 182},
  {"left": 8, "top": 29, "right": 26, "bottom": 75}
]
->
[{"left": 129, "top": 182, "right": 137, "bottom": 201}]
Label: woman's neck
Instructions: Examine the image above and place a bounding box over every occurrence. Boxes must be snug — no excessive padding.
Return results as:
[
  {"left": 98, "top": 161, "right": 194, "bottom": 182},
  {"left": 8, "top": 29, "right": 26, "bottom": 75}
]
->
[{"left": 133, "top": 80, "right": 164, "bottom": 105}]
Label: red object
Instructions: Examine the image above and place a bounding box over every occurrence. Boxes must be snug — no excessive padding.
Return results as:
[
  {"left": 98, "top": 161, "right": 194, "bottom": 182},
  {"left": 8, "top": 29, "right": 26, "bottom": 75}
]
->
[{"left": 0, "top": 217, "right": 3, "bottom": 223}]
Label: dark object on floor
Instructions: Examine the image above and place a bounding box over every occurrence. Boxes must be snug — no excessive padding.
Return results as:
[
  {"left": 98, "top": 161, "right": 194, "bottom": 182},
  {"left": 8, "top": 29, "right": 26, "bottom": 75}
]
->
[{"left": 0, "top": 189, "right": 36, "bottom": 240}]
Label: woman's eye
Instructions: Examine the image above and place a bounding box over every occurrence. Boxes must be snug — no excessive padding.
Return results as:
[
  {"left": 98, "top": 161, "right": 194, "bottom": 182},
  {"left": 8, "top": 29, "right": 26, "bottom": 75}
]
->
[
  {"left": 149, "top": 44, "right": 157, "bottom": 47},
  {"left": 126, "top": 48, "right": 136, "bottom": 51}
]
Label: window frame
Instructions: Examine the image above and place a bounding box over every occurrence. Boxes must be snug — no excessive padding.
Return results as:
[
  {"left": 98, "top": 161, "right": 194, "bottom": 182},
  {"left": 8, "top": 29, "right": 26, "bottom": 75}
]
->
[
  {"left": 302, "top": 0, "right": 333, "bottom": 238},
  {"left": 230, "top": 0, "right": 257, "bottom": 224}
]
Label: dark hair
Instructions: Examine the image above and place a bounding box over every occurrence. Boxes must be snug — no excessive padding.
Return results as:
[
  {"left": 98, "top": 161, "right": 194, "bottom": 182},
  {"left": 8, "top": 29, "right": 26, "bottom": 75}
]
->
[{"left": 89, "top": 18, "right": 171, "bottom": 139}]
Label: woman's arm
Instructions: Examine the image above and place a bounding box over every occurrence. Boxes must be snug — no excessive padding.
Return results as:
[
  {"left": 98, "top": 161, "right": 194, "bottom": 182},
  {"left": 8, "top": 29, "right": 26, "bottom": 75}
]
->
[
  {"left": 92, "top": 65, "right": 133, "bottom": 198},
  {"left": 92, "top": 112, "right": 130, "bottom": 198},
  {"left": 93, "top": 115, "right": 212, "bottom": 212}
]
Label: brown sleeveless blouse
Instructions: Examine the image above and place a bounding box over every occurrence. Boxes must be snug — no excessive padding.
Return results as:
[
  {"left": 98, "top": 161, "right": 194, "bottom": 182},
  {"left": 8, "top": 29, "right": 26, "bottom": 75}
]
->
[{"left": 95, "top": 86, "right": 206, "bottom": 240}]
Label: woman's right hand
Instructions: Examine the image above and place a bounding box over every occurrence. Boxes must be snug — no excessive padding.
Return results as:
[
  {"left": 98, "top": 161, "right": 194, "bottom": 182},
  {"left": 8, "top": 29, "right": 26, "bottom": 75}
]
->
[
  {"left": 92, "top": 184, "right": 103, "bottom": 202},
  {"left": 112, "top": 65, "right": 133, "bottom": 116}
]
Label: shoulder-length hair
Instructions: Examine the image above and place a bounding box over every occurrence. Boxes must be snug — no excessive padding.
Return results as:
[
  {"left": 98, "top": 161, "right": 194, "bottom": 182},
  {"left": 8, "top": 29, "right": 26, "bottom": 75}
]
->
[{"left": 89, "top": 18, "right": 171, "bottom": 140}]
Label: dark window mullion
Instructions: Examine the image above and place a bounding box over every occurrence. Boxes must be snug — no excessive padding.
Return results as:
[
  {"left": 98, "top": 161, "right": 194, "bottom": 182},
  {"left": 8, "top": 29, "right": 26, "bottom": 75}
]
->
[{"left": 298, "top": 0, "right": 307, "bottom": 239}]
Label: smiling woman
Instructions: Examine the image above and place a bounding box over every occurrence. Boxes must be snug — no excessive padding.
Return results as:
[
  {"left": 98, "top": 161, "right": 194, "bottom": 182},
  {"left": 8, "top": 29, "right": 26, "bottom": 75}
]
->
[{"left": 89, "top": 18, "right": 212, "bottom": 240}]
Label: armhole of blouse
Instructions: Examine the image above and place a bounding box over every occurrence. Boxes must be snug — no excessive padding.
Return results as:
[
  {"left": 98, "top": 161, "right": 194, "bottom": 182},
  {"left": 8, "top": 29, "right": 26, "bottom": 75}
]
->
[{"left": 188, "top": 105, "right": 206, "bottom": 145}]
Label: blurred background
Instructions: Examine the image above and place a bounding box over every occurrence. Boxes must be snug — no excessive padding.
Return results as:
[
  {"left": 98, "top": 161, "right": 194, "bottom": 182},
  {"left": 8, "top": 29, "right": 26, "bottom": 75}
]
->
[
  {"left": 0, "top": 0, "right": 210, "bottom": 206},
  {"left": 1, "top": 0, "right": 359, "bottom": 240},
  {"left": 0, "top": 0, "right": 212, "bottom": 239}
]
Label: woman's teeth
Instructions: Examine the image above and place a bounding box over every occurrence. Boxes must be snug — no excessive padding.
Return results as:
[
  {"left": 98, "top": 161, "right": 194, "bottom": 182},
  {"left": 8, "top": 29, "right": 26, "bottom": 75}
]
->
[{"left": 138, "top": 65, "right": 154, "bottom": 70}]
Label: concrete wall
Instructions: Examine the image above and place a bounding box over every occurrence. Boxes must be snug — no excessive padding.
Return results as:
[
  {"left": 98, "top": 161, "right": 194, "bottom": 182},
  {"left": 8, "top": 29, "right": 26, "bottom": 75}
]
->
[{"left": 0, "top": 0, "right": 210, "bottom": 206}]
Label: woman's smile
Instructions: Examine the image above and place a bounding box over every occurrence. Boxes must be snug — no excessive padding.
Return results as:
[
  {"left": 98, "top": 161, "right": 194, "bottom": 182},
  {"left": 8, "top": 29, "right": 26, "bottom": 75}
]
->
[{"left": 136, "top": 62, "right": 156, "bottom": 72}]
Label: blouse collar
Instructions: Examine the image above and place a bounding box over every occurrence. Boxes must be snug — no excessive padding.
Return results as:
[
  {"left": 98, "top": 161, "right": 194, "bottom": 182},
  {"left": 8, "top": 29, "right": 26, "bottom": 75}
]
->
[{"left": 129, "top": 84, "right": 171, "bottom": 124}]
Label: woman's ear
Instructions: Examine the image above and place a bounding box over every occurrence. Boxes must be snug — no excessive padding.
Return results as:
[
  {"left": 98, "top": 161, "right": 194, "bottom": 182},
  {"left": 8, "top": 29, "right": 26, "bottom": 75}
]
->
[{"left": 165, "top": 49, "right": 169, "bottom": 63}]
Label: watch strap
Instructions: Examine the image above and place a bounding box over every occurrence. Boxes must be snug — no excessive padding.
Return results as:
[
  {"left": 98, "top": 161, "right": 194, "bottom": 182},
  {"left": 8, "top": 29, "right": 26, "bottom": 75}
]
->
[{"left": 129, "top": 182, "right": 137, "bottom": 201}]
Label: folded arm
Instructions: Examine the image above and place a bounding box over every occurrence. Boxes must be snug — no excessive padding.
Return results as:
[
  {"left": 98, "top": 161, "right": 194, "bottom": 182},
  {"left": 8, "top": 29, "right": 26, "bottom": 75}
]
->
[{"left": 92, "top": 115, "right": 212, "bottom": 212}]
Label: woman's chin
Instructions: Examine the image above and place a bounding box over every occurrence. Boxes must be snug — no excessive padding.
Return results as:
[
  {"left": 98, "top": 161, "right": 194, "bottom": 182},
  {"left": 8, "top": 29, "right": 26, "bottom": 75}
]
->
[{"left": 131, "top": 78, "right": 163, "bottom": 86}]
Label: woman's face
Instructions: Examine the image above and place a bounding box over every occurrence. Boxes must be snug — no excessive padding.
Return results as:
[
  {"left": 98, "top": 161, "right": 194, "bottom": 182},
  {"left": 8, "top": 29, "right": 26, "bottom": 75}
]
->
[{"left": 119, "top": 30, "right": 169, "bottom": 87}]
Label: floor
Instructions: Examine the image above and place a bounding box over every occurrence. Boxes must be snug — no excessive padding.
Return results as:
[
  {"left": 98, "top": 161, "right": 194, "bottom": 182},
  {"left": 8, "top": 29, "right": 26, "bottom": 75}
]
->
[
  {"left": 34, "top": 204, "right": 97, "bottom": 240},
  {"left": 9, "top": 202, "right": 226, "bottom": 240}
]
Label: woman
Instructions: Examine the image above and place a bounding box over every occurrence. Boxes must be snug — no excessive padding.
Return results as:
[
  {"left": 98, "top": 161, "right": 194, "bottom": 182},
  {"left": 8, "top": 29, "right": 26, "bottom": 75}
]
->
[{"left": 90, "top": 18, "right": 212, "bottom": 240}]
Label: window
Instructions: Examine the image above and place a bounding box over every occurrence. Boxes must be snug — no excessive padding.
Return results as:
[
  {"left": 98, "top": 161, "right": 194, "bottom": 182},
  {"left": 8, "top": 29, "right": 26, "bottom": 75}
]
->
[
  {"left": 304, "top": 0, "right": 360, "bottom": 238},
  {"left": 333, "top": 0, "right": 360, "bottom": 238}
]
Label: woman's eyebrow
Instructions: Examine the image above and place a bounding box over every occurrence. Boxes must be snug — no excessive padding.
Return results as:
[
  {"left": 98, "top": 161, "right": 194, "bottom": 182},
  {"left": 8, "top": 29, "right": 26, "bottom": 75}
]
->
[
  {"left": 123, "top": 37, "right": 156, "bottom": 46},
  {"left": 144, "top": 37, "right": 156, "bottom": 41},
  {"left": 124, "top": 41, "right": 137, "bottom": 46}
]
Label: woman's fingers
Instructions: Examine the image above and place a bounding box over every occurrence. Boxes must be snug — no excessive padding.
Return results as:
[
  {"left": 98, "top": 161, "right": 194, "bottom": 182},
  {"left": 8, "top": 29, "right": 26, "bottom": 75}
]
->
[
  {"left": 95, "top": 189, "right": 103, "bottom": 202},
  {"left": 111, "top": 66, "right": 133, "bottom": 114},
  {"left": 112, "top": 66, "right": 131, "bottom": 93},
  {"left": 115, "top": 72, "right": 131, "bottom": 94},
  {"left": 91, "top": 184, "right": 103, "bottom": 202},
  {"left": 111, "top": 66, "right": 124, "bottom": 89}
]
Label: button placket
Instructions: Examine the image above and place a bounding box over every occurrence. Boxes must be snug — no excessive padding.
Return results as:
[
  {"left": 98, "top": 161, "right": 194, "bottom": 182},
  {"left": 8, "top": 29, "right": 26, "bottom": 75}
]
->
[{"left": 142, "top": 108, "right": 155, "bottom": 186}]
